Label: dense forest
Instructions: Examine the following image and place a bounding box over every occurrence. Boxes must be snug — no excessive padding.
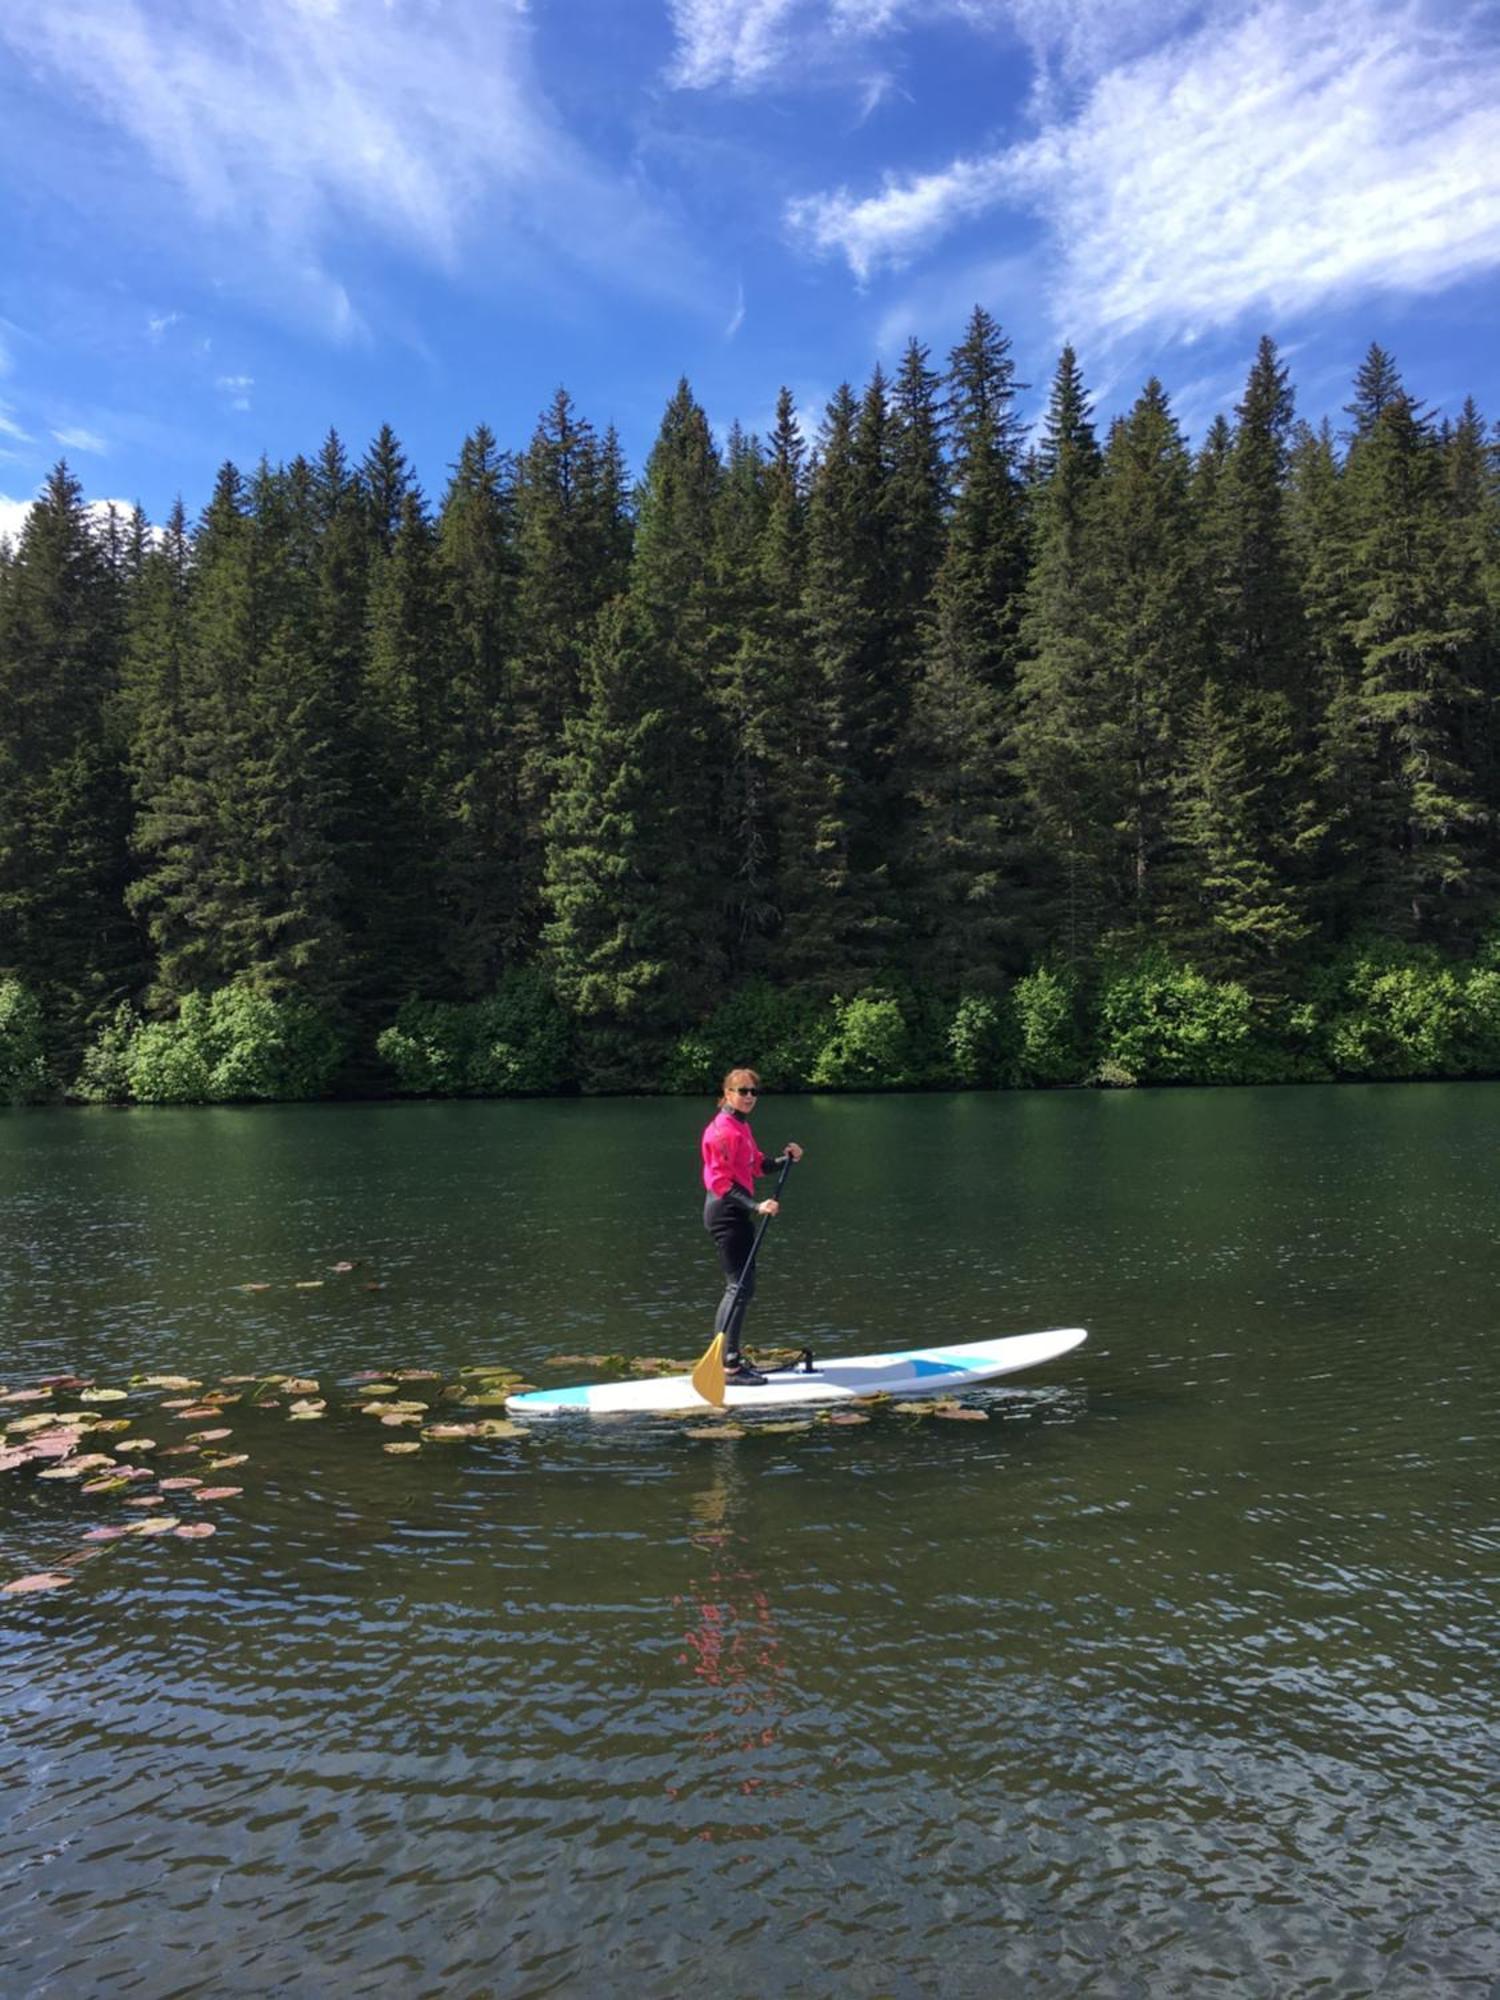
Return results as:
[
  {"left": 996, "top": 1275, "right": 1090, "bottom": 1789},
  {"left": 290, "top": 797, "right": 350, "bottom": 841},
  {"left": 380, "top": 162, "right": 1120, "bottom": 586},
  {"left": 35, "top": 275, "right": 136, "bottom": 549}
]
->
[{"left": 2, "top": 317, "right": 1499, "bottom": 1102}]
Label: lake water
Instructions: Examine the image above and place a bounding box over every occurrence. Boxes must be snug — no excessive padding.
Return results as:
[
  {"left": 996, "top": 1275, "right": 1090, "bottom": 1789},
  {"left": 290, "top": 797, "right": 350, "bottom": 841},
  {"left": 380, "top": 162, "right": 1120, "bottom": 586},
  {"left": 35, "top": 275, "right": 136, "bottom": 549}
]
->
[{"left": 1, "top": 1087, "right": 1497, "bottom": 1997}]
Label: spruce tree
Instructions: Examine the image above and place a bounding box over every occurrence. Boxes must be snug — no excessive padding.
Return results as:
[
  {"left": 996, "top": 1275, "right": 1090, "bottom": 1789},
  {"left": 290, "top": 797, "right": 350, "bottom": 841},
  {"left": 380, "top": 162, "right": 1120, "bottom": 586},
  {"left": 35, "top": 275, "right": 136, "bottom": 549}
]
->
[
  {"left": 906, "top": 309, "right": 1031, "bottom": 988},
  {"left": 0, "top": 463, "right": 139, "bottom": 1054},
  {"left": 1345, "top": 381, "right": 1489, "bottom": 935},
  {"left": 542, "top": 597, "right": 723, "bottom": 1080},
  {"left": 1014, "top": 347, "right": 1108, "bottom": 960},
  {"left": 438, "top": 426, "right": 527, "bottom": 989}
]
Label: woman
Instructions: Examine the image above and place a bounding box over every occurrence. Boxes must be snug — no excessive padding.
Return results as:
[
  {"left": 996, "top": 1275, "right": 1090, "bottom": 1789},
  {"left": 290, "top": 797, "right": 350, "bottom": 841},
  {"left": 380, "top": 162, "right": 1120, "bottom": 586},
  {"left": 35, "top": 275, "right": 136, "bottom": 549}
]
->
[{"left": 701, "top": 1068, "right": 804, "bottom": 1385}]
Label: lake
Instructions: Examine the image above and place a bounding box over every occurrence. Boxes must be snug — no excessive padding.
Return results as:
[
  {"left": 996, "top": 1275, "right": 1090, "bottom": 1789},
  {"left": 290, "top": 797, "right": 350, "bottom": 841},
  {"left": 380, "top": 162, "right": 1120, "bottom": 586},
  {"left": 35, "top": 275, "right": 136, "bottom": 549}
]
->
[{"left": 2, "top": 1086, "right": 1497, "bottom": 1997}]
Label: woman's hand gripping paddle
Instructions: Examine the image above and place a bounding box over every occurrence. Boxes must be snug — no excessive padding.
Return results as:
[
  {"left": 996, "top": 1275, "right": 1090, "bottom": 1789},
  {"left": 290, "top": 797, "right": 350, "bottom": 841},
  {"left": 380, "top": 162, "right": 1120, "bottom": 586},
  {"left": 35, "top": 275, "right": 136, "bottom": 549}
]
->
[{"left": 690, "top": 1154, "right": 796, "bottom": 1408}]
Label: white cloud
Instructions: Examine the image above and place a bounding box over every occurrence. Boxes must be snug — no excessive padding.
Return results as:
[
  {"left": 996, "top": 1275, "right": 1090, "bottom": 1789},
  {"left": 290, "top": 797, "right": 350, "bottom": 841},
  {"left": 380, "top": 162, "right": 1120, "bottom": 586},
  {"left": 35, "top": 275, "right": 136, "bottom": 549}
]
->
[
  {"left": 216, "top": 374, "right": 255, "bottom": 412},
  {"left": 0, "top": 0, "right": 693, "bottom": 329},
  {"left": 52, "top": 425, "right": 107, "bottom": 453},
  {"left": 0, "top": 490, "right": 140, "bottom": 549},
  {"left": 0, "top": 494, "right": 32, "bottom": 546},
  {"left": 667, "top": 1, "right": 804, "bottom": 88},
  {"left": 147, "top": 311, "right": 181, "bottom": 339},
  {"left": 787, "top": 0, "right": 1500, "bottom": 346},
  {"left": 0, "top": 404, "right": 33, "bottom": 443}
]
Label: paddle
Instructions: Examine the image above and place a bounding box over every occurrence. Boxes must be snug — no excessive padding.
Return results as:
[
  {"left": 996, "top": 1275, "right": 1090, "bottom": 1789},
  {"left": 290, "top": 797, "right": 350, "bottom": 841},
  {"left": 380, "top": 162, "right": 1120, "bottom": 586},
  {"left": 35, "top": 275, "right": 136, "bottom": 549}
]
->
[{"left": 690, "top": 1154, "right": 796, "bottom": 1408}]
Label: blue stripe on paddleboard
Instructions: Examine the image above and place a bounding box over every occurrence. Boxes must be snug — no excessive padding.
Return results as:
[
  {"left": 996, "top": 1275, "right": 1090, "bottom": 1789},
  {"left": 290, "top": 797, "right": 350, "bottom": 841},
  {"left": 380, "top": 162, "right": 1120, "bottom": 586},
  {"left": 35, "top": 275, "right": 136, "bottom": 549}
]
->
[
  {"left": 514, "top": 1384, "right": 593, "bottom": 1408},
  {"left": 904, "top": 1358, "right": 968, "bottom": 1377}
]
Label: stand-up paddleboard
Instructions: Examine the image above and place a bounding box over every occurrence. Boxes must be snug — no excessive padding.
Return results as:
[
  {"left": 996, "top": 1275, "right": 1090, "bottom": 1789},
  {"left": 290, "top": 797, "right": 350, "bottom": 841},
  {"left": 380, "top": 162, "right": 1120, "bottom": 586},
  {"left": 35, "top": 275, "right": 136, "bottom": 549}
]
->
[{"left": 507, "top": 1326, "right": 1086, "bottom": 1417}]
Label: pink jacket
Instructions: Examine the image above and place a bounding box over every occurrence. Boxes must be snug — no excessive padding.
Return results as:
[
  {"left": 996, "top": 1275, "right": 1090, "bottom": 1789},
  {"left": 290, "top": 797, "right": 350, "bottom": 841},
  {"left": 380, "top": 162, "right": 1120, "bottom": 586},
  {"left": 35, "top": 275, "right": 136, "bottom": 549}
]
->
[{"left": 701, "top": 1108, "right": 776, "bottom": 1208}]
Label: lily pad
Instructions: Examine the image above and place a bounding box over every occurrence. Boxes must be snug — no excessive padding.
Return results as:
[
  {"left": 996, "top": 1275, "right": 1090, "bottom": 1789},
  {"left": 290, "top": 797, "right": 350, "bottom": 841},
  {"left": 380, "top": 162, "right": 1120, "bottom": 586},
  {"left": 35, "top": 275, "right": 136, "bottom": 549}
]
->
[
  {"left": 0, "top": 1388, "right": 52, "bottom": 1405},
  {"left": 173, "top": 1522, "right": 216, "bottom": 1539},
  {"left": 476, "top": 1420, "right": 528, "bottom": 1440},
  {"left": 204, "top": 1452, "right": 248, "bottom": 1468},
  {"left": 81, "top": 1475, "right": 133, "bottom": 1495},
  {"left": 158, "top": 1444, "right": 199, "bottom": 1457},
  {"left": 79, "top": 1388, "right": 128, "bottom": 1403},
  {"left": 932, "top": 1404, "right": 988, "bottom": 1421},
  {"left": 158, "top": 1476, "right": 203, "bottom": 1491},
  {"left": 294, "top": 1281, "right": 324, "bottom": 1290},
  {"left": 7, "top": 1413, "right": 64, "bottom": 1435},
  {"left": 137, "top": 1376, "right": 202, "bottom": 1390},
  {"left": 421, "top": 1422, "right": 483, "bottom": 1441},
  {"left": 287, "top": 1400, "right": 325, "bottom": 1417},
  {"left": 173, "top": 1405, "right": 220, "bottom": 1419},
  {"left": 114, "top": 1438, "right": 157, "bottom": 1453},
  {"left": 383, "top": 1441, "right": 421, "bottom": 1455},
  {"left": 186, "top": 1428, "right": 233, "bottom": 1443},
  {"left": 83, "top": 1525, "right": 130, "bottom": 1542},
  {"left": 684, "top": 1425, "right": 747, "bottom": 1440},
  {"left": 287, "top": 1408, "right": 325, "bottom": 1421},
  {"left": 195, "top": 1486, "right": 243, "bottom": 1500},
  {"left": 283, "top": 1378, "right": 320, "bottom": 1395},
  {"left": 821, "top": 1411, "right": 870, "bottom": 1426},
  {"left": 2, "top": 1571, "right": 74, "bottom": 1594},
  {"left": 758, "top": 1422, "right": 814, "bottom": 1434},
  {"left": 330, "top": 1260, "right": 356, "bottom": 1272},
  {"left": 354, "top": 1383, "right": 400, "bottom": 1398},
  {"left": 379, "top": 1412, "right": 422, "bottom": 1427},
  {"left": 131, "top": 1516, "right": 181, "bottom": 1536},
  {"left": 124, "top": 1494, "right": 168, "bottom": 1508}
]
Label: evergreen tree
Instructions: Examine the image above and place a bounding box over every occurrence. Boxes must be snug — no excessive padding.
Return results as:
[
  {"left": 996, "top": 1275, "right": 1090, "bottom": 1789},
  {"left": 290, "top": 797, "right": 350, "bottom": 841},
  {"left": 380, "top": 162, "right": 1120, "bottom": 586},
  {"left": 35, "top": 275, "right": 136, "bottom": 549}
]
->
[
  {"left": 361, "top": 487, "right": 452, "bottom": 1002},
  {"left": 906, "top": 308, "right": 1031, "bottom": 987},
  {"left": 1344, "top": 382, "right": 1490, "bottom": 935},
  {"left": 0, "top": 463, "right": 139, "bottom": 1052},
  {"left": 438, "top": 426, "right": 527, "bottom": 989},
  {"left": 1014, "top": 347, "right": 1109, "bottom": 960},
  {"left": 542, "top": 597, "right": 723, "bottom": 1080},
  {"left": 513, "top": 390, "right": 633, "bottom": 881}
]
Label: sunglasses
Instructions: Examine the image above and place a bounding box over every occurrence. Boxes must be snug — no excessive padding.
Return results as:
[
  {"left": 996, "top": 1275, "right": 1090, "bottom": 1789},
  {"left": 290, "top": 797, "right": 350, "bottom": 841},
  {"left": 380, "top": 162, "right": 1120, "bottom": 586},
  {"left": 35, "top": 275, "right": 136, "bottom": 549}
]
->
[{"left": 732, "top": 1085, "right": 760, "bottom": 1096}]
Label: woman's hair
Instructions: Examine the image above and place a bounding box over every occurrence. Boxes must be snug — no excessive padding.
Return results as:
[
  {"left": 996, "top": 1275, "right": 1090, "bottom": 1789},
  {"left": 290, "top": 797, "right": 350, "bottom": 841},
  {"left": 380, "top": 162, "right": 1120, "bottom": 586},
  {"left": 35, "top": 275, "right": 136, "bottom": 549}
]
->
[{"left": 718, "top": 1066, "right": 760, "bottom": 1107}]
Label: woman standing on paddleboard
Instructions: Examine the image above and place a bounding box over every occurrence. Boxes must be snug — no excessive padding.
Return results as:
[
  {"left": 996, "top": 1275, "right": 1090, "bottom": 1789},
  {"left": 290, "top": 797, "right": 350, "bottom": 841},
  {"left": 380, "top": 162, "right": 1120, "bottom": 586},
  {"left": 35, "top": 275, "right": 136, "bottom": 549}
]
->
[{"left": 702, "top": 1069, "right": 803, "bottom": 1386}]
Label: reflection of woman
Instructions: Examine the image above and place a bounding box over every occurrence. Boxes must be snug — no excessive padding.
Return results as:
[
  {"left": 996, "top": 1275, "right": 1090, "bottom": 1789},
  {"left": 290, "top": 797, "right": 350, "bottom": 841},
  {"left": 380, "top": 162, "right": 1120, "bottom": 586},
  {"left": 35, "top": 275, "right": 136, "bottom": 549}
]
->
[{"left": 700, "top": 1068, "right": 803, "bottom": 1386}]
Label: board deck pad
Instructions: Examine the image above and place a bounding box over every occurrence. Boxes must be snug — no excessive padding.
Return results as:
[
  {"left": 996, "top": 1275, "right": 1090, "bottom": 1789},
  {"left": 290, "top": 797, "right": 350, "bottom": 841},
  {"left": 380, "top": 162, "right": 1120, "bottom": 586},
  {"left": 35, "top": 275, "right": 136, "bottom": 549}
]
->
[{"left": 507, "top": 1326, "right": 1087, "bottom": 1416}]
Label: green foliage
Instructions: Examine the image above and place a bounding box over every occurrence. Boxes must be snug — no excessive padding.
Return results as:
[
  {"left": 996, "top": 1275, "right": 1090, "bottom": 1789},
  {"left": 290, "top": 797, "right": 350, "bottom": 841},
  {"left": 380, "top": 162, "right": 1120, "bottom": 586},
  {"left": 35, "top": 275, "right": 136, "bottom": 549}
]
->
[
  {"left": 1012, "top": 966, "right": 1085, "bottom": 1085},
  {"left": 73, "top": 1001, "right": 140, "bottom": 1103},
  {"left": 123, "top": 987, "right": 343, "bottom": 1104},
  {"left": 661, "top": 981, "right": 833, "bottom": 1094},
  {"left": 946, "top": 992, "right": 1018, "bottom": 1087},
  {"left": 0, "top": 979, "right": 52, "bottom": 1103},
  {"left": 1096, "top": 959, "right": 1262, "bottom": 1085},
  {"left": 809, "top": 990, "right": 913, "bottom": 1089},
  {"left": 377, "top": 971, "right": 572, "bottom": 1096},
  {"left": 1317, "top": 946, "right": 1500, "bottom": 1079}
]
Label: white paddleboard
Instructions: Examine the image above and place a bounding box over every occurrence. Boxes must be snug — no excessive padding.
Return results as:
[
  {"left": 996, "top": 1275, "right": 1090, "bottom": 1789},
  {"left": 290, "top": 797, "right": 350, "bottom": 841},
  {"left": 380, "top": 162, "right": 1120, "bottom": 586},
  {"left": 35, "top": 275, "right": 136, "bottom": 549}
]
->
[{"left": 507, "top": 1326, "right": 1087, "bottom": 1416}]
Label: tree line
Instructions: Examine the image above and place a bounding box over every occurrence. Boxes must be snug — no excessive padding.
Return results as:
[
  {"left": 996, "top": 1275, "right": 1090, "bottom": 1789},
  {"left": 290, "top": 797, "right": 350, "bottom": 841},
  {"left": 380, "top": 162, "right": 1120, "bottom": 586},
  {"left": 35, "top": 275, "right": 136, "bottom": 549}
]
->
[{"left": 2, "top": 316, "right": 1498, "bottom": 1101}]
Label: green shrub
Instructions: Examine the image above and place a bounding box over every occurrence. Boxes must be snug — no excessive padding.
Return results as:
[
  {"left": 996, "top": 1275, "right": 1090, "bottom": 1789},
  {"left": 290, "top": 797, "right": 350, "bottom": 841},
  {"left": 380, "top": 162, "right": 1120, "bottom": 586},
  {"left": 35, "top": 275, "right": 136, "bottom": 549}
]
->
[
  {"left": 946, "top": 992, "right": 1017, "bottom": 1087},
  {"left": 124, "top": 987, "right": 343, "bottom": 1104},
  {"left": 73, "top": 1001, "right": 140, "bottom": 1103},
  {"left": 378, "top": 972, "right": 572, "bottom": 1096},
  {"left": 125, "top": 1017, "right": 213, "bottom": 1104},
  {"left": 809, "top": 990, "right": 912, "bottom": 1089},
  {"left": 1012, "top": 966, "right": 1085, "bottom": 1085},
  {"left": 1320, "top": 948, "right": 1486, "bottom": 1079},
  {"left": 661, "top": 982, "right": 834, "bottom": 1094},
  {"left": 1096, "top": 960, "right": 1260, "bottom": 1085},
  {"left": 202, "top": 988, "right": 344, "bottom": 1100},
  {"left": 0, "top": 979, "right": 51, "bottom": 1103}
]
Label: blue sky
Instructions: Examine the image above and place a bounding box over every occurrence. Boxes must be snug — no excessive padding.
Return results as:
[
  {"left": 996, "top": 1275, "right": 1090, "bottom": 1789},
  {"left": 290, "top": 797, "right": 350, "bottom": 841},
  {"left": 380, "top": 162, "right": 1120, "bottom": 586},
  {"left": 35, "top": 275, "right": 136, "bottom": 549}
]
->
[{"left": 2, "top": 0, "right": 1499, "bottom": 541}]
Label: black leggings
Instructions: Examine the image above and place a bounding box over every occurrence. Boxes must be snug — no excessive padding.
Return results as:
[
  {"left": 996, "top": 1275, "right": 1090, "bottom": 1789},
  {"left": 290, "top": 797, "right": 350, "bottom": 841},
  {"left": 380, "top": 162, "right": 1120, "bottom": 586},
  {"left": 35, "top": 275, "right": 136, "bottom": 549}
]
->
[{"left": 704, "top": 1195, "right": 758, "bottom": 1361}]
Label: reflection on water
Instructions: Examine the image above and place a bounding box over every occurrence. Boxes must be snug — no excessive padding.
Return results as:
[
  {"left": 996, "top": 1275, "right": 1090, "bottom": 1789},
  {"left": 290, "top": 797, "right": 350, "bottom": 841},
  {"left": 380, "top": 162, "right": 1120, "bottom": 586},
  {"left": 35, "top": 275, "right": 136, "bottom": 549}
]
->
[{"left": 2, "top": 1086, "right": 1499, "bottom": 1997}]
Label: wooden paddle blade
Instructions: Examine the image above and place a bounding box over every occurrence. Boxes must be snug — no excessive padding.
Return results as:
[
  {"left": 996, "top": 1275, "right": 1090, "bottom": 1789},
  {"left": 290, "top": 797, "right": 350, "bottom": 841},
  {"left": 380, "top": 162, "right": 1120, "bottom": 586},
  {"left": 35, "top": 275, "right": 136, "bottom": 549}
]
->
[{"left": 690, "top": 1332, "right": 727, "bottom": 1408}]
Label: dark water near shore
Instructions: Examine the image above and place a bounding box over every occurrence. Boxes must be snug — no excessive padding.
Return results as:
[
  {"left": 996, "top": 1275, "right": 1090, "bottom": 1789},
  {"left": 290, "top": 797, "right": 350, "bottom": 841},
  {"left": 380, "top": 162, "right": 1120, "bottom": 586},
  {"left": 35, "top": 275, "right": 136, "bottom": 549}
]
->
[{"left": 2, "top": 1087, "right": 1498, "bottom": 1998}]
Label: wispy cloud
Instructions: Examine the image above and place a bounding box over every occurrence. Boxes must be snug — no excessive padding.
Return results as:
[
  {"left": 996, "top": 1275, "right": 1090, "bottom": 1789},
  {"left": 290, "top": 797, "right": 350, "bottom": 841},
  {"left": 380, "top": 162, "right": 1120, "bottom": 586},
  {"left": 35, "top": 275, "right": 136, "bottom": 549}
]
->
[
  {"left": 52, "top": 425, "right": 107, "bottom": 453},
  {"left": 0, "top": 0, "right": 697, "bottom": 330},
  {"left": 216, "top": 374, "right": 255, "bottom": 412},
  {"left": 725, "top": 282, "right": 747, "bottom": 338},
  {"left": 787, "top": 0, "right": 1500, "bottom": 346},
  {"left": 0, "top": 404, "right": 34, "bottom": 444},
  {"left": 147, "top": 311, "right": 181, "bottom": 340}
]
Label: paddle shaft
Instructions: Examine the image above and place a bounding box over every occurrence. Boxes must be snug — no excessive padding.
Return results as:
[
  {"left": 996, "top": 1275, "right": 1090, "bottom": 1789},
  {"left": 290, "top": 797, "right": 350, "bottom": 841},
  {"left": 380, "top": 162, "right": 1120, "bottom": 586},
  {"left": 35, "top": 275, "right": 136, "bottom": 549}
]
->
[{"left": 722, "top": 1152, "right": 794, "bottom": 1328}]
